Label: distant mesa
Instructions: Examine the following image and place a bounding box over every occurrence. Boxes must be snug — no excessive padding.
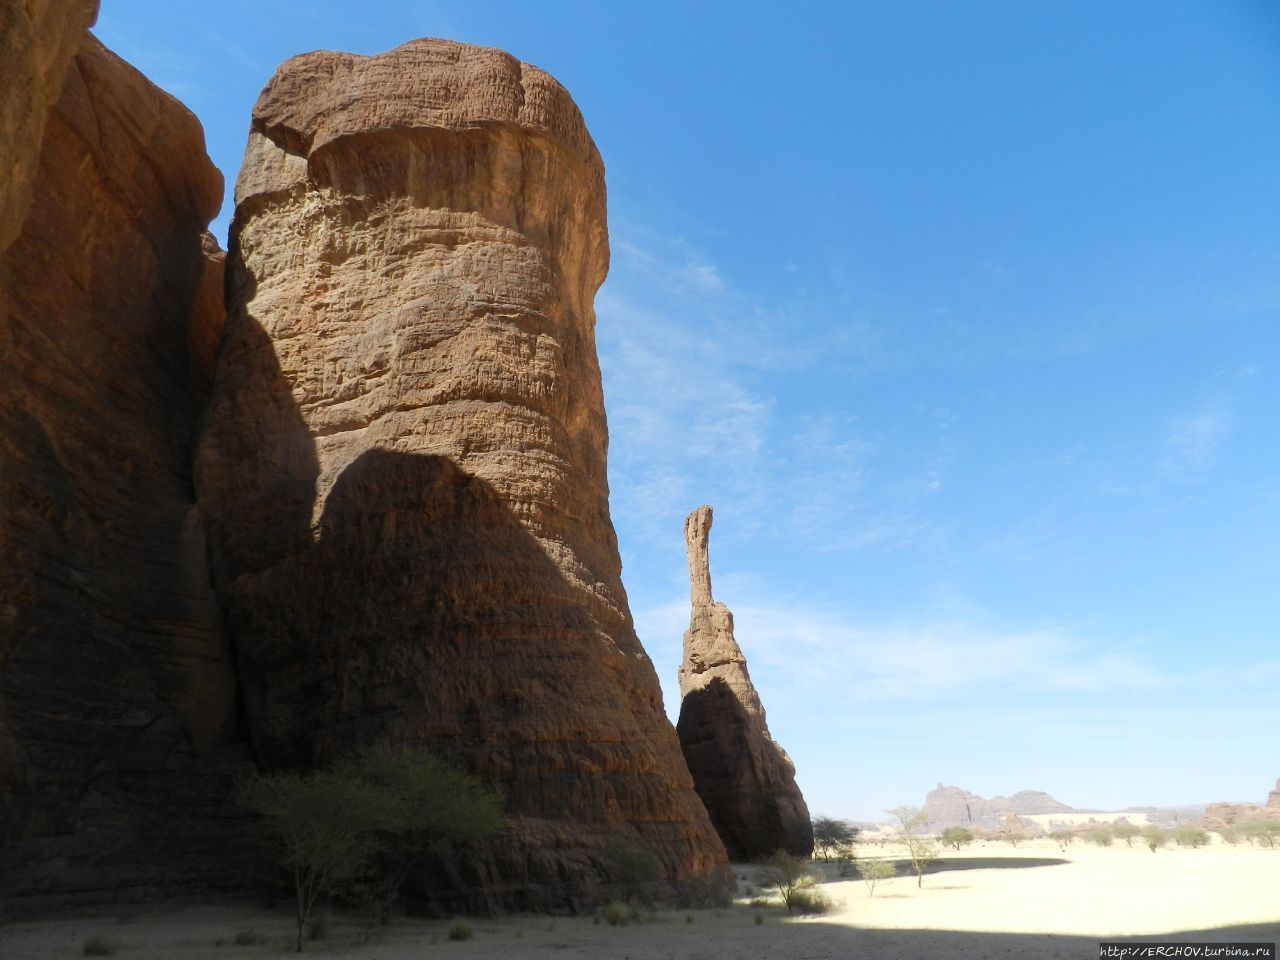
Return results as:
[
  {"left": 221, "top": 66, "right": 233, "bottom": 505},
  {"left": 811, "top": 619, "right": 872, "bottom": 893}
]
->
[
  {"left": 920, "top": 783, "right": 1074, "bottom": 832},
  {"left": 675, "top": 505, "right": 813, "bottom": 859}
]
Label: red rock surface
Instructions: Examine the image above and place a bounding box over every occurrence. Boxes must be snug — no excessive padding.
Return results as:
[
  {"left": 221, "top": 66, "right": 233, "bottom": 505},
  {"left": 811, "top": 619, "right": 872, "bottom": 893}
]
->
[
  {"left": 676, "top": 505, "right": 813, "bottom": 859},
  {"left": 0, "top": 26, "right": 244, "bottom": 909},
  {"left": 196, "top": 38, "right": 726, "bottom": 907}
]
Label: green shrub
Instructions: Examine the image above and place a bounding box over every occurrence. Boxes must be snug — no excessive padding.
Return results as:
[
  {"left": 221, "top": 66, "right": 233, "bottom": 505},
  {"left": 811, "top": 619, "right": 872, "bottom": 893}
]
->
[
  {"left": 238, "top": 749, "right": 501, "bottom": 952},
  {"left": 940, "top": 827, "right": 974, "bottom": 851},
  {"left": 82, "top": 937, "right": 119, "bottom": 957},
  {"left": 233, "top": 930, "right": 265, "bottom": 946},
  {"left": 853, "top": 857, "right": 896, "bottom": 896},
  {"left": 753, "top": 911, "right": 764, "bottom": 926},
  {"left": 1048, "top": 830, "right": 1074, "bottom": 850},
  {"left": 1142, "top": 825, "right": 1169, "bottom": 852},
  {"left": 1086, "top": 826, "right": 1114, "bottom": 847},
  {"left": 1112, "top": 822, "right": 1141, "bottom": 847},
  {"left": 603, "top": 836, "right": 664, "bottom": 905},
  {"left": 600, "top": 901, "right": 632, "bottom": 927},
  {"left": 754, "top": 851, "right": 824, "bottom": 914},
  {"left": 789, "top": 887, "right": 832, "bottom": 915},
  {"left": 1173, "top": 827, "right": 1210, "bottom": 848},
  {"left": 448, "top": 921, "right": 473, "bottom": 941}
]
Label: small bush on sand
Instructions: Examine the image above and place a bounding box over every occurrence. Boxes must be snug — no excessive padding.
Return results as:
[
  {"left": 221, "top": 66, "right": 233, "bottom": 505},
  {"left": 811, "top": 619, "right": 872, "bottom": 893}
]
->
[
  {"left": 1049, "top": 830, "right": 1074, "bottom": 851},
  {"left": 448, "top": 921, "right": 473, "bottom": 941},
  {"left": 1086, "top": 826, "right": 1114, "bottom": 847},
  {"left": 603, "top": 836, "right": 664, "bottom": 905},
  {"left": 754, "top": 911, "right": 765, "bottom": 926},
  {"left": 854, "top": 857, "right": 896, "bottom": 896},
  {"left": 82, "top": 937, "right": 120, "bottom": 957},
  {"left": 754, "top": 851, "right": 822, "bottom": 914},
  {"left": 600, "top": 901, "right": 635, "bottom": 927},
  {"left": 789, "top": 887, "right": 832, "bottom": 915},
  {"left": 1142, "top": 825, "right": 1169, "bottom": 852},
  {"left": 233, "top": 930, "right": 265, "bottom": 946},
  {"left": 1173, "top": 827, "right": 1210, "bottom": 848},
  {"left": 1113, "top": 821, "right": 1140, "bottom": 847}
]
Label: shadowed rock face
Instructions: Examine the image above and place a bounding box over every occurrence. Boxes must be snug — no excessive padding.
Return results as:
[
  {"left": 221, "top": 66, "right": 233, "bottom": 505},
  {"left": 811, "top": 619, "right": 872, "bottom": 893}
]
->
[
  {"left": 0, "top": 25, "right": 246, "bottom": 908},
  {"left": 676, "top": 505, "right": 812, "bottom": 859},
  {"left": 1268, "top": 779, "right": 1280, "bottom": 809},
  {"left": 196, "top": 38, "right": 726, "bottom": 908}
]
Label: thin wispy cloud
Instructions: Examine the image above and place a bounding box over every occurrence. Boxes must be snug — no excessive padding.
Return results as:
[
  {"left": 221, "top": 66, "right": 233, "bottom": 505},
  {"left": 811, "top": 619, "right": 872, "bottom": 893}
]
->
[{"left": 1158, "top": 397, "right": 1231, "bottom": 481}]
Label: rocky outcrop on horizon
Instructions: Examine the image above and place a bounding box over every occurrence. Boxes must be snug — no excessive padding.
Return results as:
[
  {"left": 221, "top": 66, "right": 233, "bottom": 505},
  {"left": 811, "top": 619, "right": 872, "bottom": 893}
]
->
[
  {"left": 675, "top": 505, "right": 812, "bottom": 859},
  {"left": 195, "top": 38, "right": 726, "bottom": 908},
  {"left": 1268, "top": 778, "right": 1280, "bottom": 808},
  {"left": 920, "top": 783, "right": 1073, "bottom": 832},
  {"left": 0, "top": 14, "right": 247, "bottom": 909}
]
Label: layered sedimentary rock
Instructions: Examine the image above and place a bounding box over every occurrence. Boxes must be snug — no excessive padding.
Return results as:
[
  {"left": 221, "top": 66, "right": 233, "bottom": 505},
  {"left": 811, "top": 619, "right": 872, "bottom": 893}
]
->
[
  {"left": 919, "top": 783, "right": 1073, "bottom": 832},
  {"left": 196, "top": 38, "right": 726, "bottom": 907},
  {"left": 0, "top": 22, "right": 243, "bottom": 908},
  {"left": 0, "top": 0, "right": 99, "bottom": 250},
  {"left": 675, "top": 505, "right": 812, "bottom": 859}
]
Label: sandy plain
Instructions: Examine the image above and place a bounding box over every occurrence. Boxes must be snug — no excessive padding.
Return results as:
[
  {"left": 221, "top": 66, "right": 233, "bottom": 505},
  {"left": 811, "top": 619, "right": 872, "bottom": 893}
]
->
[{"left": 3, "top": 841, "right": 1276, "bottom": 960}]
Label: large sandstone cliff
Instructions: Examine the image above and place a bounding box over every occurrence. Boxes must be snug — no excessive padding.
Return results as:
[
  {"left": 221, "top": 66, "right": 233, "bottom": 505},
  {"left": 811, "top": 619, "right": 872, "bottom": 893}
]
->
[
  {"left": 675, "top": 505, "right": 812, "bottom": 858},
  {"left": 0, "top": 10, "right": 244, "bottom": 909},
  {"left": 195, "top": 38, "right": 726, "bottom": 907}
]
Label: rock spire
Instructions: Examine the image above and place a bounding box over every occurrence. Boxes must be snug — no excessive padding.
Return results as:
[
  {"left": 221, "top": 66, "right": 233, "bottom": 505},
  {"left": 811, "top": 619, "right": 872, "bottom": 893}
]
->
[
  {"left": 195, "top": 38, "right": 726, "bottom": 906},
  {"left": 676, "top": 505, "right": 813, "bottom": 858}
]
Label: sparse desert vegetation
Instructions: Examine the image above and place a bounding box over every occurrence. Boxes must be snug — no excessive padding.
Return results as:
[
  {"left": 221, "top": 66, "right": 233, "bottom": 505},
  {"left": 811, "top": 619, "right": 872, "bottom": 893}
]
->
[{"left": 6, "top": 837, "right": 1275, "bottom": 960}]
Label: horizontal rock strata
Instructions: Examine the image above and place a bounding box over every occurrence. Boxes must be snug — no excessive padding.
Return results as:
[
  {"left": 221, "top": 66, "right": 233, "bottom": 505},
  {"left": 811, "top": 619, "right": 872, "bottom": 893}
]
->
[
  {"left": 0, "top": 22, "right": 246, "bottom": 911},
  {"left": 196, "top": 38, "right": 726, "bottom": 908},
  {"left": 676, "top": 505, "right": 813, "bottom": 859}
]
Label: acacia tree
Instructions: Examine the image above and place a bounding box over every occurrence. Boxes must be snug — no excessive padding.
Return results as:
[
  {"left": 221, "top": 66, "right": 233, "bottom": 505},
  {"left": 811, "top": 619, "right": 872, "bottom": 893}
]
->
[
  {"left": 1142, "top": 825, "right": 1169, "bottom": 852},
  {"left": 940, "top": 827, "right": 974, "bottom": 851},
  {"left": 812, "top": 816, "right": 859, "bottom": 860},
  {"left": 334, "top": 749, "right": 502, "bottom": 923},
  {"left": 754, "top": 851, "right": 821, "bottom": 914},
  {"left": 238, "top": 769, "right": 397, "bottom": 952},
  {"left": 1112, "top": 821, "right": 1140, "bottom": 848},
  {"left": 888, "top": 806, "right": 937, "bottom": 889},
  {"left": 854, "top": 857, "right": 896, "bottom": 895},
  {"left": 239, "top": 750, "right": 502, "bottom": 952}
]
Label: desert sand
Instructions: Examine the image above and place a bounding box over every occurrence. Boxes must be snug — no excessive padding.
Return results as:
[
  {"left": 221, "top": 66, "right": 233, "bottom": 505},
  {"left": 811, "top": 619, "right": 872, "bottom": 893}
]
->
[{"left": 3, "top": 841, "right": 1276, "bottom": 960}]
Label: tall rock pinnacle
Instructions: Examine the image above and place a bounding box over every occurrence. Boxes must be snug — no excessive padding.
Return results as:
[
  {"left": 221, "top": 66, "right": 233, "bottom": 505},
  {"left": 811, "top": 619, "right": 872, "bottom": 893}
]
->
[
  {"left": 676, "top": 505, "right": 813, "bottom": 859},
  {"left": 196, "top": 38, "right": 726, "bottom": 905}
]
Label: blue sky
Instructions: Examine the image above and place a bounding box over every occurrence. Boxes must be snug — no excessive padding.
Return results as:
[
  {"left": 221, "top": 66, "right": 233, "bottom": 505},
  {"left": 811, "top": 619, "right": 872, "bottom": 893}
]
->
[{"left": 95, "top": 1, "right": 1280, "bottom": 822}]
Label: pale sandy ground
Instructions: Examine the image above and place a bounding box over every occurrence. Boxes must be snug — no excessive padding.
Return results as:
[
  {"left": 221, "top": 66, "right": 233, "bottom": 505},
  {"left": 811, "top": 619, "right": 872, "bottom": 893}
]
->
[{"left": 3, "top": 841, "right": 1276, "bottom": 960}]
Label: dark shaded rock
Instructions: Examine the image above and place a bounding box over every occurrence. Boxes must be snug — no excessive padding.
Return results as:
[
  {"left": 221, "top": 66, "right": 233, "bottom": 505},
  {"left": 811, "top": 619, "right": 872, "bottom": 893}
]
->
[
  {"left": 675, "top": 505, "right": 812, "bottom": 859},
  {"left": 0, "top": 29, "right": 250, "bottom": 912}
]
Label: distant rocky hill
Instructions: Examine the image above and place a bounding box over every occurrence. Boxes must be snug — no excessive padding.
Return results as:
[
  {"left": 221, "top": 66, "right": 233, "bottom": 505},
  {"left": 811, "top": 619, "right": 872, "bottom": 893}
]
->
[{"left": 919, "top": 783, "right": 1074, "bottom": 831}]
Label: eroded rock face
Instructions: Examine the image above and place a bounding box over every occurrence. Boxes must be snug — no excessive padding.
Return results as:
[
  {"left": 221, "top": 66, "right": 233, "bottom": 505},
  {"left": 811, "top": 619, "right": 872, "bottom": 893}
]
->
[
  {"left": 196, "top": 38, "right": 725, "bottom": 907},
  {"left": 0, "top": 28, "right": 243, "bottom": 909},
  {"left": 0, "top": 0, "right": 99, "bottom": 250},
  {"left": 675, "top": 505, "right": 812, "bottom": 859},
  {"left": 1268, "top": 778, "right": 1280, "bottom": 808}
]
